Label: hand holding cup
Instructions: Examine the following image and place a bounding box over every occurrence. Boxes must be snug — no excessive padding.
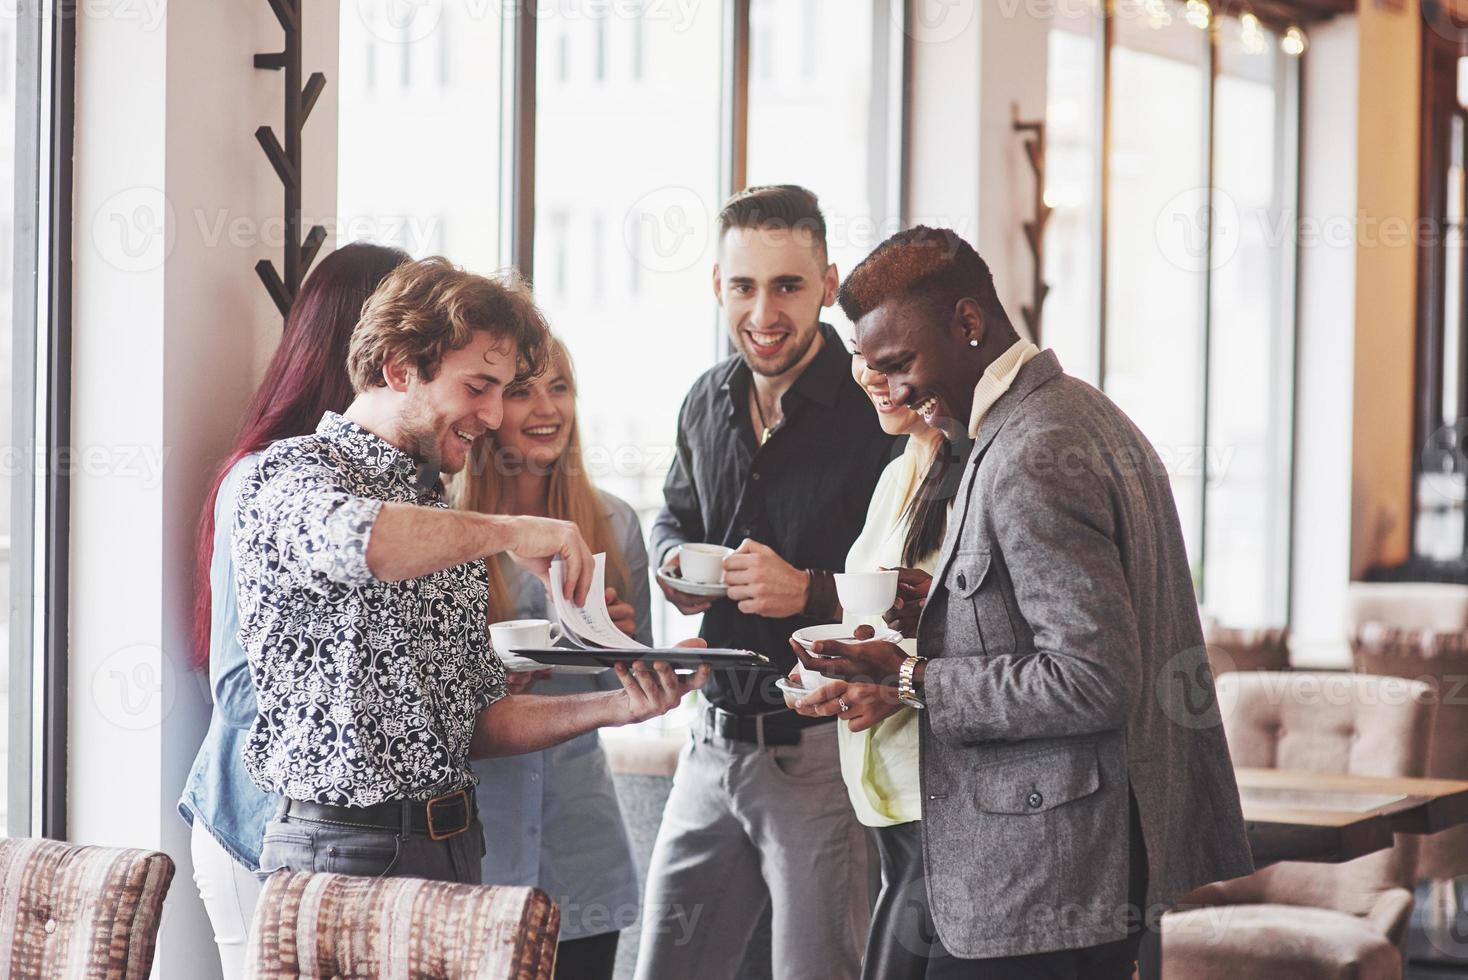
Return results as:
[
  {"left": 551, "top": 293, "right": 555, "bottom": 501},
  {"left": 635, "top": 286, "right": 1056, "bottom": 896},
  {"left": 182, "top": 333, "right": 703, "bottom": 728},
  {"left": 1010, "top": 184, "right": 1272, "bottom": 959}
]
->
[
  {"left": 883, "top": 567, "right": 933, "bottom": 638},
  {"left": 788, "top": 622, "right": 908, "bottom": 688}
]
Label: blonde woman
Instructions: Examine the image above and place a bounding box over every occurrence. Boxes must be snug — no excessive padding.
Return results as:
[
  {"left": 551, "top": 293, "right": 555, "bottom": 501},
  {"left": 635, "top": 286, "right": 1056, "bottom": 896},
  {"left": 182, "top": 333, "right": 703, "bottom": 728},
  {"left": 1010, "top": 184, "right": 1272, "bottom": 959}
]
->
[
  {"left": 459, "top": 336, "right": 649, "bottom": 980},
  {"left": 786, "top": 343, "right": 952, "bottom": 980}
]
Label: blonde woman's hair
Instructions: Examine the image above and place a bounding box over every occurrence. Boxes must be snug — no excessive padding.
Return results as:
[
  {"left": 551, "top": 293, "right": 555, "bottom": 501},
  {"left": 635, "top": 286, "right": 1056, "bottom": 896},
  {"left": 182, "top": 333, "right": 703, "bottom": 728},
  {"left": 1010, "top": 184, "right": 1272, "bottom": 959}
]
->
[{"left": 455, "top": 336, "right": 631, "bottom": 624}]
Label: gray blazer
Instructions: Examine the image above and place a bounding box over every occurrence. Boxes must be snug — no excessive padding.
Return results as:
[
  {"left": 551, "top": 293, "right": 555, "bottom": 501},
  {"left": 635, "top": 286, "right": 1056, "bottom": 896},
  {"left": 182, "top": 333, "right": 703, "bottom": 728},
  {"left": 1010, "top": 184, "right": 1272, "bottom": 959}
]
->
[{"left": 917, "top": 351, "right": 1253, "bottom": 959}]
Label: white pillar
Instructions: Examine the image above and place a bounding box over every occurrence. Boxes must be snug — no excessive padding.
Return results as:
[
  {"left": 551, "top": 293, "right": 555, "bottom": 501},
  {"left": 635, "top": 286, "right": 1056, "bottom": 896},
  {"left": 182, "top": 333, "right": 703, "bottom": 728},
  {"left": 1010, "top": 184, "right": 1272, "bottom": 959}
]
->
[
  {"left": 906, "top": 0, "right": 1050, "bottom": 323},
  {"left": 71, "top": 2, "right": 339, "bottom": 975},
  {"left": 1291, "top": 2, "right": 1421, "bottom": 666}
]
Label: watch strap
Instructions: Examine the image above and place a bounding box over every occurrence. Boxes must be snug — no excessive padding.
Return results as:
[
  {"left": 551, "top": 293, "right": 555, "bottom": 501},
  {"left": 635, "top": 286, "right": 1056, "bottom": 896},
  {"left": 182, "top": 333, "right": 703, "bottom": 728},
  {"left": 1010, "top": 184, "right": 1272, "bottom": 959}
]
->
[{"left": 898, "top": 655, "right": 926, "bottom": 709}]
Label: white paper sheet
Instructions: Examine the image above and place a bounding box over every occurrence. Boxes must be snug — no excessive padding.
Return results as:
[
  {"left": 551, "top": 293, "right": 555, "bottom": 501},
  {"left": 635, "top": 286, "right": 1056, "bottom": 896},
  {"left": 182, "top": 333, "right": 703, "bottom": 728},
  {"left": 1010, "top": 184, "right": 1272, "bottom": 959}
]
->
[{"left": 548, "top": 554, "right": 648, "bottom": 650}]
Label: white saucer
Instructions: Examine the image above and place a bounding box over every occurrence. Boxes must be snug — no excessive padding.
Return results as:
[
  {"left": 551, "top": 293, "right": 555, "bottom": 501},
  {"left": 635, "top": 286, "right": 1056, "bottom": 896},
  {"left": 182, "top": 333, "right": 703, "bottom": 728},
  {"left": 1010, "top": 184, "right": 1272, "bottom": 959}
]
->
[
  {"left": 657, "top": 567, "right": 729, "bottom": 598},
  {"left": 790, "top": 623, "right": 902, "bottom": 656}
]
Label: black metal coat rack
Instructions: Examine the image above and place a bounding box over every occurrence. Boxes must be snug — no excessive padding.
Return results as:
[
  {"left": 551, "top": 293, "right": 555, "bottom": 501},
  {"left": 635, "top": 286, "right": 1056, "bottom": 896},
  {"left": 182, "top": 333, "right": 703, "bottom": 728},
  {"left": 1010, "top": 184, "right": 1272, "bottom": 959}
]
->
[
  {"left": 254, "top": 0, "right": 327, "bottom": 319},
  {"left": 1012, "top": 103, "right": 1050, "bottom": 345}
]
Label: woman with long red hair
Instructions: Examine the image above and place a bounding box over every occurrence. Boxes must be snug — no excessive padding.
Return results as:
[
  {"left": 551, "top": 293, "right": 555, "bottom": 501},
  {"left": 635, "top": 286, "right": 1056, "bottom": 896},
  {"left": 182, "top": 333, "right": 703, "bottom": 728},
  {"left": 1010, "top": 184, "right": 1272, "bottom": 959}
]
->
[{"left": 178, "top": 242, "right": 407, "bottom": 980}]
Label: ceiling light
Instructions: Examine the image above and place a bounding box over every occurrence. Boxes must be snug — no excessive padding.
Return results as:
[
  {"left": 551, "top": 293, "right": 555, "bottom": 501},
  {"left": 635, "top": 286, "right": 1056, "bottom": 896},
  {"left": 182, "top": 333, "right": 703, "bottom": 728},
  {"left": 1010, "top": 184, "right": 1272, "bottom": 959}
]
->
[
  {"left": 1240, "top": 12, "right": 1268, "bottom": 55},
  {"left": 1281, "top": 25, "right": 1307, "bottom": 56}
]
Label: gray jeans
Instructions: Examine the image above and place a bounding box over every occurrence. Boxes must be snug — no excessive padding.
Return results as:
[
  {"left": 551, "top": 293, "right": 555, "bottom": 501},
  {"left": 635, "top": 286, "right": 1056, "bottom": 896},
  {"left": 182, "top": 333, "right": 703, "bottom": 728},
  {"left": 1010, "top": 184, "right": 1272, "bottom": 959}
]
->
[
  {"left": 257, "top": 800, "right": 486, "bottom": 884},
  {"left": 634, "top": 718, "right": 871, "bottom": 980}
]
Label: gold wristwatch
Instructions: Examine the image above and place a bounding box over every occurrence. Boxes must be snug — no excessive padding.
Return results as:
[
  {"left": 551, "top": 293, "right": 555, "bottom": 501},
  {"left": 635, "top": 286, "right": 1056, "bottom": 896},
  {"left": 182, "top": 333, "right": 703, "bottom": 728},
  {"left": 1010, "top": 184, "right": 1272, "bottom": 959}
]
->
[{"left": 898, "top": 654, "right": 927, "bottom": 709}]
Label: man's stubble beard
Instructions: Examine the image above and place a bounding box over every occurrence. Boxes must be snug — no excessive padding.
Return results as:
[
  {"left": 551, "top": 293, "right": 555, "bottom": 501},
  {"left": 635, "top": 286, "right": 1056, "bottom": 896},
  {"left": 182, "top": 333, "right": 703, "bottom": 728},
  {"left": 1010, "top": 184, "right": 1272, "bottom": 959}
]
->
[
  {"left": 396, "top": 391, "right": 448, "bottom": 484},
  {"left": 739, "top": 321, "right": 821, "bottom": 379}
]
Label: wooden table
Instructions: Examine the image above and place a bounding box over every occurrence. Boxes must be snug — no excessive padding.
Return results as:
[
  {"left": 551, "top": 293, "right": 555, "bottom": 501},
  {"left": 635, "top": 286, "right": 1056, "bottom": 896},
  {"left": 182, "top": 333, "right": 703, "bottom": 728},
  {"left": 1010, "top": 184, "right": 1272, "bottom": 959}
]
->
[
  {"left": 1233, "top": 762, "right": 1468, "bottom": 845},
  {"left": 1236, "top": 767, "right": 1468, "bottom": 865},
  {"left": 1137, "top": 769, "right": 1468, "bottom": 979}
]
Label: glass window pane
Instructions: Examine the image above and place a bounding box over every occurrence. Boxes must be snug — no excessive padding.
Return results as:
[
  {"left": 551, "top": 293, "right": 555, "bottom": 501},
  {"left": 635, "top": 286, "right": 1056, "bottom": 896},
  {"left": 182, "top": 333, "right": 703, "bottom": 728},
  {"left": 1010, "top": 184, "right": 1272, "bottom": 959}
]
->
[
  {"left": 1106, "top": 4, "right": 1210, "bottom": 577},
  {"left": 1203, "top": 22, "right": 1296, "bottom": 626},
  {"left": 533, "top": 0, "right": 724, "bottom": 647},
  {"left": 338, "top": 1, "right": 502, "bottom": 267},
  {"left": 0, "top": 12, "right": 15, "bottom": 831},
  {"left": 746, "top": 0, "right": 894, "bottom": 335},
  {"left": 1043, "top": 11, "right": 1102, "bottom": 385}
]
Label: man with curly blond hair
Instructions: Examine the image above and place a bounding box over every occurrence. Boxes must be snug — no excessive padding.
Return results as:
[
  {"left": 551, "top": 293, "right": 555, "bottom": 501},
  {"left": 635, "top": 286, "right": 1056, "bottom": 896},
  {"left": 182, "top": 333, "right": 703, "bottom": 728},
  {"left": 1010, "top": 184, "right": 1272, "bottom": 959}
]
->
[{"left": 235, "top": 256, "right": 707, "bottom": 884}]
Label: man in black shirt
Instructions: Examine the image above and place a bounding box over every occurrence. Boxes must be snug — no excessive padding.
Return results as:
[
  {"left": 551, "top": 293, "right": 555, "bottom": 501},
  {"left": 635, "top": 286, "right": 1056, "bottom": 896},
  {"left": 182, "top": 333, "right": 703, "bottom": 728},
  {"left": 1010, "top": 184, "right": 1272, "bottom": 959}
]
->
[{"left": 636, "top": 187, "right": 897, "bottom": 980}]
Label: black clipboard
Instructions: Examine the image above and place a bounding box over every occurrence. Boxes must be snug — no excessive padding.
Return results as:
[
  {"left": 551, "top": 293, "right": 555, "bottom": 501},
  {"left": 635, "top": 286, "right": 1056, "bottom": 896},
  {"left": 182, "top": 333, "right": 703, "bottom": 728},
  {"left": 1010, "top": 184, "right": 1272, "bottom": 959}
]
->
[{"left": 509, "top": 647, "right": 770, "bottom": 671}]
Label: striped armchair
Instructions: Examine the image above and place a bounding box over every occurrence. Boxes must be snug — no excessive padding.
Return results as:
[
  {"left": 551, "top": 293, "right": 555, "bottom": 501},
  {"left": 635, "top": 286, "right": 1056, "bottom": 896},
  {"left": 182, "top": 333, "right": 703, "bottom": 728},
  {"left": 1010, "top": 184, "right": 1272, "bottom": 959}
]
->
[
  {"left": 247, "top": 871, "right": 560, "bottom": 980},
  {"left": 0, "top": 837, "right": 174, "bottom": 980},
  {"left": 1353, "top": 623, "right": 1468, "bottom": 882},
  {"left": 1201, "top": 620, "right": 1290, "bottom": 675}
]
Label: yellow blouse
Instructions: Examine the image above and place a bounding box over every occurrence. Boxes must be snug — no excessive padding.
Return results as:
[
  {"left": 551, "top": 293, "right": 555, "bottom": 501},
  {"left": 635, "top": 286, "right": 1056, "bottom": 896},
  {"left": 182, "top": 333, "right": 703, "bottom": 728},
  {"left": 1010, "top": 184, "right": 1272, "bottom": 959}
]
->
[
  {"left": 839, "top": 340, "right": 1039, "bottom": 827},
  {"left": 837, "top": 439, "right": 936, "bottom": 827}
]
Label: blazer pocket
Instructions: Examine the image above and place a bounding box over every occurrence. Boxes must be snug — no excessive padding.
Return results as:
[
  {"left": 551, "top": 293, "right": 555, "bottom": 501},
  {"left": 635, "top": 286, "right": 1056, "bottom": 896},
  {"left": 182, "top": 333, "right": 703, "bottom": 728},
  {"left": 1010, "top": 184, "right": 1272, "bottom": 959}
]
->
[
  {"left": 944, "top": 550, "right": 1016, "bottom": 656},
  {"left": 973, "top": 744, "right": 1101, "bottom": 815},
  {"left": 946, "top": 550, "right": 991, "bottom": 600}
]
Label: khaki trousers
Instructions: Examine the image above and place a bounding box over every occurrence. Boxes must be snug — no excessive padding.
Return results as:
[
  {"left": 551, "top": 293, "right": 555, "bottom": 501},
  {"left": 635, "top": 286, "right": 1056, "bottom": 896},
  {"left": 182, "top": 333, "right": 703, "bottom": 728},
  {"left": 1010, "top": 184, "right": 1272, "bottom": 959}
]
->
[{"left": 633, "top": 718, "right": 871, "bottom": 980}]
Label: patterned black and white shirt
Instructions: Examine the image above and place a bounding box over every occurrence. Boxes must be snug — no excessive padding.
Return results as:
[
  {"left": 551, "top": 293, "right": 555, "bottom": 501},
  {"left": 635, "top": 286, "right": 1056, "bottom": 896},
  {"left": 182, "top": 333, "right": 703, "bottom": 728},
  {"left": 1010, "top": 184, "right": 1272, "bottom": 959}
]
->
[{"left": 233, "top": 411, "right": 506, "bottom": 807}]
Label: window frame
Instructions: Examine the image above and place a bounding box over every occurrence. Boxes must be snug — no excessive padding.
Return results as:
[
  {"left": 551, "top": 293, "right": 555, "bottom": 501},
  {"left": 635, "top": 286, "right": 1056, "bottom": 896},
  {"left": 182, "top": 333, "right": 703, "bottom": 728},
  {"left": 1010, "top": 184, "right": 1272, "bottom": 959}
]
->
[
  {"left": 8, "top": 0, "right": 75, "bottom": 840},
  {"left": 503, "top": 0, "right": 909, "bottom": 306}
]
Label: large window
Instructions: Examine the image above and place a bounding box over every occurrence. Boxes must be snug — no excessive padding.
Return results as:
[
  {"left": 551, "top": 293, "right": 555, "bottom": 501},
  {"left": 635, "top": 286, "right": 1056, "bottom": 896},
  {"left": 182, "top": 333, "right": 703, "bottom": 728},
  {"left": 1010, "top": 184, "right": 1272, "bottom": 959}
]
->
[
  {"left": 338, "top": 1, "right": 908, "bottom": 648},
  {"left": 1045, "top": 2, "right": 1301, "bottom": 627},
  {"left": 532, "top": 0, "right": 723, "bottom": 513},
  {"left": 338, "top": 0, "right": 504, "bottom": 269},
  {"left": 1043, "top": 13, "right": 1102, "bottom": 386},
  {"left": 1203, "top": 27, "right": 1297, "bottom": 626},
  {"left": 533, "top": 0, "right": 725, "bottom": 646},
  {"left": 745, "top": 0, "right": 904, "bottom": 333},
  {"left": 1106, "top": 11, "right": 1211, "bottom": 572}
]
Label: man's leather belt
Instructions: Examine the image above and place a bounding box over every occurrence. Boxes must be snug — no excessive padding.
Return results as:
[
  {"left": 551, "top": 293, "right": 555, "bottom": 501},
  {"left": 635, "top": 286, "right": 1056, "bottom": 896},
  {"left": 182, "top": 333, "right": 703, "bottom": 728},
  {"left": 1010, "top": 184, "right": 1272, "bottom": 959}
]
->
[
  {"left": 285, "top": 789, "right": 476, "bottom": 841},
  {"left": 702, "top": 704, "right": 832, "bottom": 746}
]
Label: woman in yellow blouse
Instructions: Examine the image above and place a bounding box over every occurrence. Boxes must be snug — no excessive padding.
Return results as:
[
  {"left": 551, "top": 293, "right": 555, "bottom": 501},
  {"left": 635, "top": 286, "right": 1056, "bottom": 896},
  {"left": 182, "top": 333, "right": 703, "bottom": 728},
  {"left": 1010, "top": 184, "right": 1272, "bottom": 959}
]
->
[{"left": 786, "top": 341, "right": 952, "bottom": 980}]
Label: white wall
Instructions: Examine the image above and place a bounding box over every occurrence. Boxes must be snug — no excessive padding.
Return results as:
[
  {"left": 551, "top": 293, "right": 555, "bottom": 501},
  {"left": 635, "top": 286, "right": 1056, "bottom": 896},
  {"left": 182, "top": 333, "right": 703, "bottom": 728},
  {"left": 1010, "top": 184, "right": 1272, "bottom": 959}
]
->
[
  {"left": 1290, "top": 3, "right": 1421, "bottom": 667},
  {"left": 906, "top": 0, "right": 1049, "bottom": 324},
  {"left": 71, "top": 2, "right": 338, "bottom": 976}
]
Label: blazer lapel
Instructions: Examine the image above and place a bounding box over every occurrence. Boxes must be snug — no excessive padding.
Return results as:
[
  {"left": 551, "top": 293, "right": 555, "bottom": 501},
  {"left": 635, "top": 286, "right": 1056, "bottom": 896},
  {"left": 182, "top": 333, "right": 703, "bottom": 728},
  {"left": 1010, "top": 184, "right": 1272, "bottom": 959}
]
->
[
  {"left": 928, "top": 351, "right": 1066, "bottom": 590},
  {"left": 971, "top": 350, "right": 1063, "bottom": 460}
]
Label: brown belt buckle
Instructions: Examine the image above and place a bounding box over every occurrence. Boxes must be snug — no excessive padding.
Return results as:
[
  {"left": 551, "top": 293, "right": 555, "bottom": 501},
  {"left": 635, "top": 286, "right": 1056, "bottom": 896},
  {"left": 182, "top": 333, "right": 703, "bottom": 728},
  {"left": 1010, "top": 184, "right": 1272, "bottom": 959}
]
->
[{"left": 425, "top": 788, "right": 470, "bottom": 841}]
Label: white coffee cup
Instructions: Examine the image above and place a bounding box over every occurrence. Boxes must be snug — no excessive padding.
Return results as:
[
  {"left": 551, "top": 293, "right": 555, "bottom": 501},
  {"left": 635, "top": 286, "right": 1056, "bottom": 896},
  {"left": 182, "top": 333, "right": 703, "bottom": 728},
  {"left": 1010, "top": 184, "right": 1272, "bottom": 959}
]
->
[
  {"left": 679, "top": 543, "right": 734, "bottom": 585},
  {"left": 796, "top": 661, "right": 838, "bottom": 691},
  {"left": 489, "top": 618, "right": 564, "bottom": 655},
  {"left": 834, "top": 571, "right": 899, "bottom": 615}
]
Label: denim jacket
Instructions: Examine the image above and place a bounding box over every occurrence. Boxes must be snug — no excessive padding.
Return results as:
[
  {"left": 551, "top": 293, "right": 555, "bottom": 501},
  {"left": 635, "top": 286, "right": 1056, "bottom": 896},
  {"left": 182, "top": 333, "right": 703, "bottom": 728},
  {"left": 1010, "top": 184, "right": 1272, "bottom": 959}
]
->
[{"left": 178, "top": 455, "right": 278, "bottom": 869}]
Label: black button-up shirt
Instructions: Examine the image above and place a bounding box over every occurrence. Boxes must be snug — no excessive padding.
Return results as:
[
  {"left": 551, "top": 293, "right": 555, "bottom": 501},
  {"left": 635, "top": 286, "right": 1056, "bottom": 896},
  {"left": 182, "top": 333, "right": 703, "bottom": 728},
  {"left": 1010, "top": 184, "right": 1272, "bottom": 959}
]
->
[{"left": 652, "top": 324, "right": 900, "bottom": 713}]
